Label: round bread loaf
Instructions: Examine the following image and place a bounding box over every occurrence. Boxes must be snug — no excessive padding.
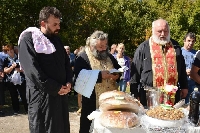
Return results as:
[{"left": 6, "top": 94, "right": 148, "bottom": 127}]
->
[
  {"left": 99, "top": 95, "right": 140, "bottom": 113},
  {"left": 99, "top": 111, "right": 138, "bottom": 128},
  {"left": 99, "top": 90, "right": 126, "bottom": 105}
]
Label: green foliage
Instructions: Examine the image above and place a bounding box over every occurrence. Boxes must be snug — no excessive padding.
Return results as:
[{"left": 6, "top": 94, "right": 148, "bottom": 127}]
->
[
  {"left": 144, "top": 0, "right": 200, "bottom": 49},
  {"left": 0, "top": 0, "right": 200, "bottom": 54},
  {"left": 77, "top": 0, "right": 157, "bottom": 56}
]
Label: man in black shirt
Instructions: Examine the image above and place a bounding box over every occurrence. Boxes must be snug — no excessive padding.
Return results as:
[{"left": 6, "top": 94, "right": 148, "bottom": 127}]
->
[
  {"left": 130, "top": 19, "right": 188, "bottom": 106},
  {"left": 191, "top": 51, "right": 200, "bottom": 90}
]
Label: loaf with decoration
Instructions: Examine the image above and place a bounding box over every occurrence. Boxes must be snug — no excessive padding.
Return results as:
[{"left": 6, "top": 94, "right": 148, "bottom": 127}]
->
[{"left": 99, "top": 111, "right": 139, "bottom": 128}]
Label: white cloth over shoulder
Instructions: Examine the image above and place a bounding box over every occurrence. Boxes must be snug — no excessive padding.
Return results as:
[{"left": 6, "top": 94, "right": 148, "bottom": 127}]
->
[
  {"left": 74, "top": 69, "right": 100, "bottom": 98},
  {"left": 18, "top": 27, "right": 56, "bottom": 54}
]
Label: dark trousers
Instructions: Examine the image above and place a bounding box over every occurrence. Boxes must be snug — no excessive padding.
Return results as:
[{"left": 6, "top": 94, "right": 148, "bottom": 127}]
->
[
  {"left": 0, "top": 82, "right": 5, "bottom": 105},
  {"left": 28, "top": 93, "right": 70, "bottom": 133},
  {"left": 79, "top": 90, "right": 96, "bottom": 133},
  {"left": 7, "top": 81, "right": 28, "bottom": 112}
]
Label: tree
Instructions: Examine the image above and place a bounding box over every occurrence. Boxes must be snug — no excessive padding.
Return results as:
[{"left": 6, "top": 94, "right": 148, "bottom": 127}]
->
[
  {"left": 1, "top": 0, "right": 200, "bottom": 55},
  {"left": 144, "top": 0, "right": 200, "bottom": 49},
  {"left": 77, "top": 0, "right": 157, "bottom": 56}
]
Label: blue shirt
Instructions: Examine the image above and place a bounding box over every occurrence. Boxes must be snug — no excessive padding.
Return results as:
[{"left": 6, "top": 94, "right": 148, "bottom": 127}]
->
[
  {"left": 181, "top": 47, "right": 196, "bottom": 85},
  {"left": 4, "top": 54, "right": 25, "bottom": 83},
  {"left": 69, "top": 53, "right": 75, "bottom": 67},
  {"left": 0, "top": 54, "right": 4, "bottom": 72},
  {"left": 0, "top": 52, "right": 8, "bottom": 61},
  {"left": 181, "top": 48, "right": 196, "bottom": 69}
]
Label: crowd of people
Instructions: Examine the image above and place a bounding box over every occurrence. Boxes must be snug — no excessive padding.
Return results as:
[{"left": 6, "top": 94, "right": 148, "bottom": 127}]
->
[
  {"left": 0, "top": 6, "right": 199, "bottom": 133},
  {"left": 0, "top": 45, "right": 28, "bottom": 115}
]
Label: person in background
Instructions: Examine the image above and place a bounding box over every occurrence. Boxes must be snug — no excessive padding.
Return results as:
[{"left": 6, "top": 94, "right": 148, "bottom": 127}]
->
[
  {"left": 0, "top": 46, "right": 8, "bottom": 59},
  {"left": 74, "top": 46, "right": 85, "bottom": 115},
  {"left": 65, "top": 46, "right": 76, "bottom": 95},
  {"left": 113, "top": 43, "right": 130, "bottom": 92},
  {"left": 130, "top": 19, "right": 188, "bottom": 106},
  {"left": 74, "top": 48, "right": 79, "bottom": 57},
  {"left": 64, "top": 46, "right": 76, "bottom": 68},
  {"left": 191, "top": 51, "right": 200, "bottom": 91},
  {"left": 0, "top": 54, "right": 5, "bottom": 116},
  {"left": 3, "top": 44, "right": 28, "bottom": 115},
  {"left": 18, "top": 6, "right": 73, "bottom": 133},
  {"left": 74, "top": 46, "right": 84, "bottom": 58},
  {"left": 181, "top": 32, "right": 197, "bottom": 104},
  {"left": 74, "top": 31, "right": 121, "bottom": 133},
  {"left": 14, "top": 46, "right": 18, "bottom": 55},
  {"left": 110, "top": 44, "right": 117, "bottom": 55},
  {"left": 0, "top": 46, "right": 8, "bottom": 115},
  {"left": 13, "top": 45, "right": 22, "bottom": 102}
]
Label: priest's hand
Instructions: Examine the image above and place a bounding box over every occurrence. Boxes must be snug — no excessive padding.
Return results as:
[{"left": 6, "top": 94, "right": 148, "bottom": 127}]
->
[
  {"left": 58, "top": 85, "right": 71, "bottom": 95},
  {"left": 186, "top": 69, "right": 191, "bottom": 76},
  {"left": 127, "top": 81, "right": 130, "bottom": 86},
  {"left": 109, "top": 73, "right": 119, "bottom": 81},
  {"left": 180, "top": 89, "right": 188, "bottom": 98},
  {"left": 66, "top": 82, "right": 71, "bottom": 90},
  {"left": 101, "top": 70, "right": 110, "bottom": 79}
]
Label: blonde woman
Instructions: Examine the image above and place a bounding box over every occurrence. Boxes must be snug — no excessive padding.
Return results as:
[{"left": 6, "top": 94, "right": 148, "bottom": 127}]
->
[{"left": 114, "top": 43, "right": 131, "bottom": 92}]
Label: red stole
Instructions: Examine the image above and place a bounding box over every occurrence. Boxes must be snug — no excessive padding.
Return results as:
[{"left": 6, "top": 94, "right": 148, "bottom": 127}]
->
[{"left": 149, "top": 38, "right": 178, "bottom": 87}]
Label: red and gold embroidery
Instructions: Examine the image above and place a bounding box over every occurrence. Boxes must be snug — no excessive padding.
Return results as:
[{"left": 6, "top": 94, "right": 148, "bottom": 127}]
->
[{"left": 149, "top": 38, "right": 178, "bottom": 87}]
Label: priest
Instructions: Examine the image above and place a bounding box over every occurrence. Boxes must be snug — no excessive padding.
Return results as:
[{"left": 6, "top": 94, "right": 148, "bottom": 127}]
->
[
  {"left": 74, "top": 31, "right": 121, "bottom": 133},
  {"left": 130, "top": 19, "right": 188, "bottom": 106},
  {"left": 18, "top": 7, "right": 73, "bottom": 133}
]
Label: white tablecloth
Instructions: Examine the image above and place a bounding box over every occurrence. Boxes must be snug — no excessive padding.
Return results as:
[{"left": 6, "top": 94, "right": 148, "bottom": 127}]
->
[
  {"left": 90, "top": 111, "right": 200, "bottom": 133},
  {"left": 186, "top": 124, "right": 200, "bottom": 133},
  {"left": 92, "top": 116, "right": 146, "bottom": 133}
]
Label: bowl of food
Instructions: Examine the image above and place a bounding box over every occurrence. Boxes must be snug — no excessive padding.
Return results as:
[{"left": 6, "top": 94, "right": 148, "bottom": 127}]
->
[{"left": 144, "top": 106, "right": 186, "bottom": 127}]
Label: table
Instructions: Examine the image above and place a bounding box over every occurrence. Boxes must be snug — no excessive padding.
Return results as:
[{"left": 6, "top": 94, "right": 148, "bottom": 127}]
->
[
  {"left": 92, "top": 116, "right": 146, "bottom": 133},
  {"left": 90, "top": 111, "right": 200, "bottom": 133}
]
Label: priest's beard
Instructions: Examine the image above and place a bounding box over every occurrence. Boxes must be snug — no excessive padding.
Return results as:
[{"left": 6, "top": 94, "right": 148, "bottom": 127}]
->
[
  {"left": 92, "top": 49, "right": 109, "bottom": 60},
  {"left": 152, "top": 34, "right": 170, "bottom": 45},
  {"left": 46, "top": 26, "right": 59, "bottom": 36}
]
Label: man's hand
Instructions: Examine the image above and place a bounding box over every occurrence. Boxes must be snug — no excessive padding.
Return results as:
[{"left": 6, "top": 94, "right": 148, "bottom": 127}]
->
[
  {"left": 186, "top": 69, "right": 191, "bottom": 76},
  {"left": 66, "top": 82, "right": 72, "bottom": 90},
  {"left": 58, "top": 85, "right": 67, "bottom": 95},
  {"left": 101, "top": 70, "right": 110, "bottom": 79},
  {"left": 15, "top": 68, "right": 23, "bottom": 72},
  {"left": 0, "top": 72, "right": 4, "bottom": 78},
  {"left": 180, "top": 89, "right": 188, "bottom": 98},
  {"left": 127, "top": 81, "right": 130, "bottom": 86},
  {"left": 58, "top": 85, "right": 71, "bottom": 95},
  {"left": 109, "top": 74, "right": 120, "bottom": 81},
  {"left": 101, "top": 70, "right": 121, "bottom": 81}
]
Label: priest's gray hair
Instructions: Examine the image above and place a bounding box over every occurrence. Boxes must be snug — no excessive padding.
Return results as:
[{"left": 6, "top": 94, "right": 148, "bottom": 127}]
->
[
  {"left": 86, "top": 31, "right": 108, "bottom": 46},
  {"left": 151, "top": 19, "right": 171, "bottom": 45},
  {"left": 152, "top": 19, "right": 170, "bottom": 33},
  {"left": 152, "top": 19, "right": 169, "bottom": 29}
]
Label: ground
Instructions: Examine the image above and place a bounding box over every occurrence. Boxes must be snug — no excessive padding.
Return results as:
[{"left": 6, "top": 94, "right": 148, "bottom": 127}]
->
[{"left": 0, "top": 92, "right": 80, "bottom": 133}]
